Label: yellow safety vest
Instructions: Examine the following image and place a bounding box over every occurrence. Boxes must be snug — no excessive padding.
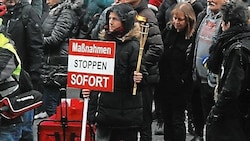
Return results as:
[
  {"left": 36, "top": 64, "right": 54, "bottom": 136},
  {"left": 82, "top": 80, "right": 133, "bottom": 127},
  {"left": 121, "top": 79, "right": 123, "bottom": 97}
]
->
[{"left": 0, "top": 33, "right": 21, "bottom": 76}]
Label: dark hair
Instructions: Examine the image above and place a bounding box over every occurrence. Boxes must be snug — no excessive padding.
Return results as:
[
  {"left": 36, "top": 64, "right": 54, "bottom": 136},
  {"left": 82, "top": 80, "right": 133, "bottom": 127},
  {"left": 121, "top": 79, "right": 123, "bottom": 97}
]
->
[
  {"left": 106, "top": 3, "right": 137, "bottom": 36},
  {"left": 221, "top": 0, "right": 249, "bottom": 26}
]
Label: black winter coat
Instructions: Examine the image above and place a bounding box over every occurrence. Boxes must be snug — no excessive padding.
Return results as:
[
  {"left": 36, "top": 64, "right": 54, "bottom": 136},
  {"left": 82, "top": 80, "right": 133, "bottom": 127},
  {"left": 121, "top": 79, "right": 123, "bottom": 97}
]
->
[
  {"left": 206, "top": 25, "right": 250, "bottom": 141},
  {"left": 134, "top": 0, "right": 164, "bottom": 84},
  {"left": 88, "top": 23, "right": 143, "bottom": 128},
  {"left": 42, "top": 3, "right": 79, "bottom": 57},
  {"left": 159, "top": 24, "right": 193, "bottom": 97},
  {"left": 2, "top": 2, "right": 44, "bottom": 91},
  {"left": 41, "top": 2, "right": 79, "bottom": 87}
]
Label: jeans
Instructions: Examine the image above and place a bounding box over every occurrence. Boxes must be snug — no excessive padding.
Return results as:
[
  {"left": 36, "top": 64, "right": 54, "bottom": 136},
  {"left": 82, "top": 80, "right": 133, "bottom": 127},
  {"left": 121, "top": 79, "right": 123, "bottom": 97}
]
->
[
  {"left": 0, "top": 123, "right": 22, "bottom": 141},
  {"left": 19, "top": 110, "right": 34, "bottom": 141},
  {"left": 39, "top": 87, "right": 61, "bottom": 116}
]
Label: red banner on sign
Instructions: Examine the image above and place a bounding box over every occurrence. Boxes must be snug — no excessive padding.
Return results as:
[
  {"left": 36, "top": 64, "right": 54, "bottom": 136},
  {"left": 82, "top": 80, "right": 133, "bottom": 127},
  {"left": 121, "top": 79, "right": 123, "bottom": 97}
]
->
[
  {"left": 67, "top": 72, "right": 114, "bottom": 92},
  {"left": 69, "top": 39, "right": 115, "bottom": 58}
]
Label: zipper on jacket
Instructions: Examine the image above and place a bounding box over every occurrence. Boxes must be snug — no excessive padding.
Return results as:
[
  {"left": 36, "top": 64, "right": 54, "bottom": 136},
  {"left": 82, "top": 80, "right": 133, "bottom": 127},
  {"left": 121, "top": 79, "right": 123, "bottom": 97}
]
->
[{"left": 95, "top": 92, "right": 101, "bottom": 117}]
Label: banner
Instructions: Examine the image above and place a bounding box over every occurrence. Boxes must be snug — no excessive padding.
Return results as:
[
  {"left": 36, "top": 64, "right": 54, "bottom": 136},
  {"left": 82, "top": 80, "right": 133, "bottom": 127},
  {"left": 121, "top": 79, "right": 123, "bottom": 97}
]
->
[{"left": 67, "top": 39, "right": 115, "bottom": 92}]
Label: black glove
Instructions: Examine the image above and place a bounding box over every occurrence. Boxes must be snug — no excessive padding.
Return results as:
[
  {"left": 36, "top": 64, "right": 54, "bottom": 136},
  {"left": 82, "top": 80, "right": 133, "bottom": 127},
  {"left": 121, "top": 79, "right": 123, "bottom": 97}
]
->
[{"left": 206, "top": 106, "right": 223, "bottom": 126}]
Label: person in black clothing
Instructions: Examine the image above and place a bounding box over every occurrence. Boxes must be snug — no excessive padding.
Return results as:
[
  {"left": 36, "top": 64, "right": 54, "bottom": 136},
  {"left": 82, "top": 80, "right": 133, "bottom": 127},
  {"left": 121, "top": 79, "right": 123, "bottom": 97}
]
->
[
  {"left": 35, "top": 0, "right": 80, "bottom": 119},
  {"left": 159, "top": 2, "right": 196, "bottom": 141},
  {"left": 0, "top": 17, "right": 23, "bottom": 141},
  {"left": 206, "top": 1, "right": 250, "bottom": 141},
  {"left": 156, "top": 0, "right": 204, "bottom": 137},
  {"left": 83, "top": 3, "right": 144, "bottom": 140},
  {"left": 1, "top": 0, "right": 44, "bottom": 140},
  {"left": 122, "top": 0, "right": 164, "bottom": 140}
]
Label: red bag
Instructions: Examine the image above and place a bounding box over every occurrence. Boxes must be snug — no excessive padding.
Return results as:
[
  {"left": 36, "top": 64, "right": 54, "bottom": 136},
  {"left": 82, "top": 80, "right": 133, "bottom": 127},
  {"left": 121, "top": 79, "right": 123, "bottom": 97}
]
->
[
  {"left": 38, "top": 98, "right": 95, "bottom": 141},
  {"left": 0, "top": 90, "right": 42, "bottom": 119}
]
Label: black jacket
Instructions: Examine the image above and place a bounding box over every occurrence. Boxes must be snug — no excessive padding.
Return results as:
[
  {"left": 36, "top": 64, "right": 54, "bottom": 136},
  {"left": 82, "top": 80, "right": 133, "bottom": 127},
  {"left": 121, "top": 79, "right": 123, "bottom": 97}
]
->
[
  {"left": 159, "top": 24, "right": 193, "bottom": 94},
  {"left": 134, "top": 0, "right": 164, "bottom": 84},
  {"left": 42, "top": 2, "right": 79, "bottom": 57},
  {"left": 206, "top": 25, "right": 250, "bottom": 141},
  {"left": 88, "top": 23, "right": 143, "bottom": 128},
  {"left": 2, "top": 2, "right": 44, "bottom": 91},
  {"left": 208, "top": 25, "right": 250, "bottom": 116}
]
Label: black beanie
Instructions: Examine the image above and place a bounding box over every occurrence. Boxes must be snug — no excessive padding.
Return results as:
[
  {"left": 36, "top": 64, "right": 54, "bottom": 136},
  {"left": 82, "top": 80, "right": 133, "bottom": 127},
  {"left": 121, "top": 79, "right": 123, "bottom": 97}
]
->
[{"left": 107, "top": 3, "right": 137, "bottom": 36}]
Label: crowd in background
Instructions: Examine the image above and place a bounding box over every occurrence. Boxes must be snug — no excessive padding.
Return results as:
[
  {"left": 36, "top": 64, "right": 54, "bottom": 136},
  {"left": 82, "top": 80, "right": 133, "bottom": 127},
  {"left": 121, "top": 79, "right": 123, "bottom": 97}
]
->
[{"left": 0, "top": 0, "right": 249, "bottom": 141}]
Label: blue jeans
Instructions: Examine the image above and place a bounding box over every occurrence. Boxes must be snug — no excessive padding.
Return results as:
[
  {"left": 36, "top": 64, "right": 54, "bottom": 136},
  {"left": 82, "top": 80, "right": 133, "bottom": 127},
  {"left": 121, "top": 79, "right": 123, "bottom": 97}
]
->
[
  {"left": 40, "top": 87, "right": 61, "bottom": 116},
  {"left": 0, "top": 122, "right": 22, "bottom": 141},
  {"left": 19, "top": 110, "right": 34, "bottom": 141}
]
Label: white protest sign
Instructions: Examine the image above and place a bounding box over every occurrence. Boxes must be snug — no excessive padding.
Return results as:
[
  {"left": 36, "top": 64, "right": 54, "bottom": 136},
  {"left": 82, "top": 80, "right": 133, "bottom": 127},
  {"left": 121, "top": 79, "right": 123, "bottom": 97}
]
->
[{"left": 67, "top": 39, "right": 115, "bottom": 92}]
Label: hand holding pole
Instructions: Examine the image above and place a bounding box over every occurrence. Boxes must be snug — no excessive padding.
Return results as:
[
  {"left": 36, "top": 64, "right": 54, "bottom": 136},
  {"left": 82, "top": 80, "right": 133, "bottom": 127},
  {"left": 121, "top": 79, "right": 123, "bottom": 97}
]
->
[{"left": 132, "top": 15, "right": 149, "bottom": 95}]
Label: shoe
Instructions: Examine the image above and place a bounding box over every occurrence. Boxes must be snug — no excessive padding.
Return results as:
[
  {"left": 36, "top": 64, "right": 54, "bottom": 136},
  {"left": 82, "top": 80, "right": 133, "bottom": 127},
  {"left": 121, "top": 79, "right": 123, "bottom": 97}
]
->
[
  {"left": 154, "top": 122, "right": 164, "bottom": 135},
  {"left": 191, "top": 135, "right": 204, "bottom": 141},
  {"left": 34, "top": 112, "right": 48, "bottom": 120}
]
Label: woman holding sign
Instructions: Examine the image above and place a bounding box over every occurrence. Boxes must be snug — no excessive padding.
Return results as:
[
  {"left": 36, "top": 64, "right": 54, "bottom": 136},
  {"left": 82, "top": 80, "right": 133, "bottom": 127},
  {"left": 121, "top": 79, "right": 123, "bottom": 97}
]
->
[{"left": 82, "top": 3, "right": 144, "bottom": 141}]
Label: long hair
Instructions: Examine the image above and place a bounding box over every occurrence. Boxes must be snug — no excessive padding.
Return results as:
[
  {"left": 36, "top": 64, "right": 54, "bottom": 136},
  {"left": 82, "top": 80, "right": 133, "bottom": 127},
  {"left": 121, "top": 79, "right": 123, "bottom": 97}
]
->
[{"left": 170, "top": 2, "right": 196, "bottom": 39}]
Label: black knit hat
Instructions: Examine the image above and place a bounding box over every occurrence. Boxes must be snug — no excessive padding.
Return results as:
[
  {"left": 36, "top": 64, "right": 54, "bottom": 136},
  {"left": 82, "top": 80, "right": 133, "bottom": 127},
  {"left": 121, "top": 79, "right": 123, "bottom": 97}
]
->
[{"left": 107, "top": 3, "right": 137, "bottom": 36}]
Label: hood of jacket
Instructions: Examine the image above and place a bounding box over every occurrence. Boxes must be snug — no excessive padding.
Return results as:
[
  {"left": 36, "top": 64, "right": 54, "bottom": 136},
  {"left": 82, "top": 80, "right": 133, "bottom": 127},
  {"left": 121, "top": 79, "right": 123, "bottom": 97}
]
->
[
  {"left": 99, "top": 22, "right": 140, "bottom": 42},
  {"left": 208, "top": 25, "right": 250, "bottom": 74},
  {"left": 217, "top": 25, "right": 250, "bottom": 50}
]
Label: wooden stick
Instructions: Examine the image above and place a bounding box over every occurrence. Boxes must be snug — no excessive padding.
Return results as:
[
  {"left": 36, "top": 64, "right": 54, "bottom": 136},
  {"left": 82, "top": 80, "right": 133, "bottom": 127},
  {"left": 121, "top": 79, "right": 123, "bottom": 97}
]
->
[{"left": 132, "top": 15, "right": 149, "bottom": 95}]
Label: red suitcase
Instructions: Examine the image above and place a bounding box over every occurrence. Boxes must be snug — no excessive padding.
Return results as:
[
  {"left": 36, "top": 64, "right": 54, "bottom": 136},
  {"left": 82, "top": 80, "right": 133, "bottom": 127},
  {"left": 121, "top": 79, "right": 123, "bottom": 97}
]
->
[{"left": 37, "top": 98, "right": 95, "bottom": 141}]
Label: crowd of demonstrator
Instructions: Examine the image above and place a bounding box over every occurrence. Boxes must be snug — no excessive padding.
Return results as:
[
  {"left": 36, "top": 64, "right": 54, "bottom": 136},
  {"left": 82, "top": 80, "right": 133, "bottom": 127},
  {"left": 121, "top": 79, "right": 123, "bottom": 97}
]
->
[{"left": 0, "top": 0, "right": 249, "bottom": 141}]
